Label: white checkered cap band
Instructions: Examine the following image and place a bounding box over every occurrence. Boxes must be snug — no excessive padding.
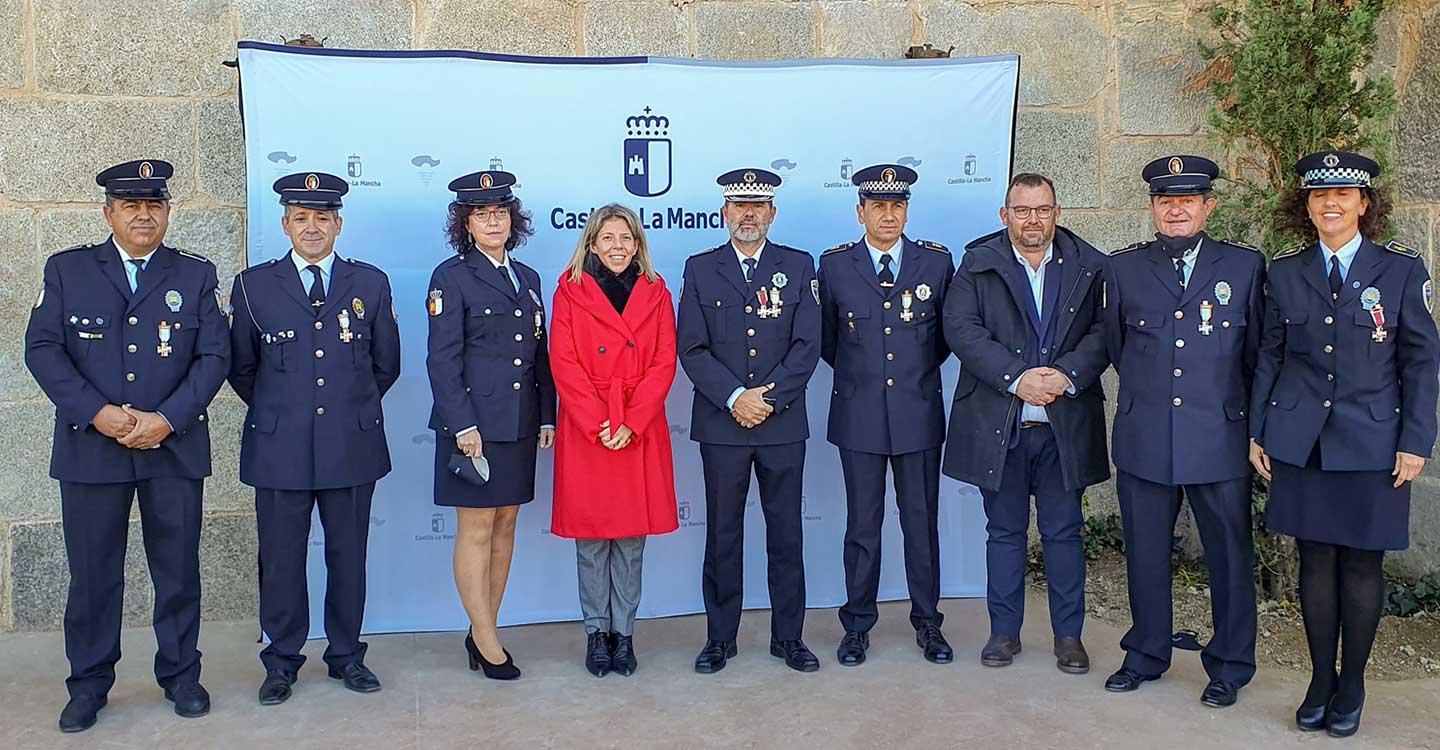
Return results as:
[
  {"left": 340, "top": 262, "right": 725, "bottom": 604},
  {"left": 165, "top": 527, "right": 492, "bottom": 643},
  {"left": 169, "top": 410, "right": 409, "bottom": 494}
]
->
[
  {"left": 722, "top": 182, "right": 776, "bottom": 200},
  {"left": 1303, "top": 167, "right": 1372, "bottom": 187},
  {"left": 859, "top": 179, "right": 910, "bottom": 193}
]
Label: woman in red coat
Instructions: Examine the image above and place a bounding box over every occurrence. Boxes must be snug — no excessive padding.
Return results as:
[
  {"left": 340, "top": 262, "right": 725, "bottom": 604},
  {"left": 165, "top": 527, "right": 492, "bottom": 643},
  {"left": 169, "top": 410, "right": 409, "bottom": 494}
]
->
[{"left": 549, "top": 203, "right": 678, "bottom": 678}]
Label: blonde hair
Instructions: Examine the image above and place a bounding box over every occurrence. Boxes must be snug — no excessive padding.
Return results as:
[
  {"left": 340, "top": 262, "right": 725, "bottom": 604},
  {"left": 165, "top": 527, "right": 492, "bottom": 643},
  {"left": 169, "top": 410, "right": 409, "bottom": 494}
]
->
[{"left": 564, "top": 203, "right": 658, "bottom": 284}]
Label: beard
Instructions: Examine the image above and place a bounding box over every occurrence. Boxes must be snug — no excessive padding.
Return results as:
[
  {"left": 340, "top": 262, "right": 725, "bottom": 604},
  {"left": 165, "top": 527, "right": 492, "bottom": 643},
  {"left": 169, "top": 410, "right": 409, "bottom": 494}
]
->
[{"left": 731, "top": 223, "right": 766, "bottom": 244}]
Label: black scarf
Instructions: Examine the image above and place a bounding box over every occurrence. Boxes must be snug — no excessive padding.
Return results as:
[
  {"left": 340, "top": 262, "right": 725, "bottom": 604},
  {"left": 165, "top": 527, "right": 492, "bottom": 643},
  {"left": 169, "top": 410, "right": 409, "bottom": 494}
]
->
[{"left": 585, "top": 253, "right": 640, "bottom": 314}]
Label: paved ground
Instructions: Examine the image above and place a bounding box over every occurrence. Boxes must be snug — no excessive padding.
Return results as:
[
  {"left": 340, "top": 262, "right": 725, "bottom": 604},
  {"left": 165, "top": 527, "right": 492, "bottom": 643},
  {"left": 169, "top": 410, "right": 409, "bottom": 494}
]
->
[{"left": 2, "top": 595, "right": 1438, "bottom": 749}]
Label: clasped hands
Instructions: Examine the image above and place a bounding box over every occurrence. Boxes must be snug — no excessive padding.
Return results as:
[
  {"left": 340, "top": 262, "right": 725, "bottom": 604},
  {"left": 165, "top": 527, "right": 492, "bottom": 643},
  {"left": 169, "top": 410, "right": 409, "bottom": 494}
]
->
[
  {"left": 1013, "top": 367, "right": 1071, "bottom": 407},
  {"left": 731, "top": 383, "right": 776, "bottom": 429},
  {"left": 598, "top": 419, "right": 634, "bottom": 451},
  {"left": 92, "top": 404, "right": 172, "bottom": 451}
]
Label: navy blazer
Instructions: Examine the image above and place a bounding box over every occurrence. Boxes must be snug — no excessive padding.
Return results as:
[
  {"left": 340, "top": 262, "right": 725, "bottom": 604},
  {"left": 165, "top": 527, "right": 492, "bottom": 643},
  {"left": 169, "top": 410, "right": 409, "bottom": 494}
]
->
[
  {"left": 1251, "top": 238, "right": 1440, "bottom": 469},
  {"left": 25, "top": 238, "right": 230, "bottom": 482},
  {"left": 678, "top": 240, "right": 820, "bottom": 446},
  {"left": 1104, "top": 233, "right": 1265, "bottom": 485},
  {"left": 942, "top": 226, "right": 1110, "bottom": 492},
  {"left": 819, "top": 235, "right": 954, "bottom": 455},
  {"left": 426, "top": 251, "right": 557, "bottom": 442},
  {"left": 228, "top": 253, "right": 401, "bottom": 490}
]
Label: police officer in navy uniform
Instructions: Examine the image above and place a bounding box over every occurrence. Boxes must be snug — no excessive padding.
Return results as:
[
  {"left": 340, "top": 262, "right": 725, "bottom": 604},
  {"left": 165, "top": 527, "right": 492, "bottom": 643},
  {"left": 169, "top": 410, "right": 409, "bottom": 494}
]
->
[
  {"left": 228, "top": 173, "right": 401, "bottom": 705},
  {"left": 1102, "top": 155, "right": 1264, "bottom": 708},
  {"left": 24, "top": 160, "right": 230, "bottom": 732},
  {"left": 1250, "top": 152, "right": 1440, "bottom": 736},
  {"left": 942, "top": 173, "right": 1109, "bottom": 674},
  {"left": 678, "top": 168, "right": 821, "bottom": 674},
  {"left": 818, "top": 163, "right": 955, "bottom": 666}
]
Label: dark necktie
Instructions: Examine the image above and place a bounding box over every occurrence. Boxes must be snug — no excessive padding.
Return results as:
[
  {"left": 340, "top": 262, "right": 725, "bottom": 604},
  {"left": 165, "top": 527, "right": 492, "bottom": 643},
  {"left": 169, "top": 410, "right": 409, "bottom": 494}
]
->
[
  {"left": 1174, "top": 258, "right": 1187, "bottom": 291},
  {"left": 878, "top": 254, "right": 895, "bottom": 288},
  {"left": 306, "top": 265, "right": 325, "bottom": 310},
  {"left": 1328, "top": 255, "right": 1343, "bottom": 301},
  {"left": 497, "top": 263, "right": 516, "bottom": 294},
  {"left": 742, "top": 257, "right": 757, "bottom": 285},
  {"left": 127, "top": 258, "right": 145, "bottom": 292}
]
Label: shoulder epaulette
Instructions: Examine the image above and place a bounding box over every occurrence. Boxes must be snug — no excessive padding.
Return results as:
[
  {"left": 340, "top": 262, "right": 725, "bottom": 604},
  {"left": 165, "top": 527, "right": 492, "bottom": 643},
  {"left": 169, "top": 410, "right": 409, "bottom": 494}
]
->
[
  {"left": 1222, "top": 239, "right": 1260, "bottom": 253},
  {"left": 688, "top": 245, "right": 724, "bottom": 260},
  {"left": 769, "top": 242, "right": 808, "bottom": 256},
  {"left": 821, "top": 243, "right": 851, "bottom": 256},
  {"left": 174, "top": 248, "right": 212, "bottom": 264},
  {"left": 915, "top": 239, "right": 950, "bottom": 254},
  {"left": 1385, "top": 240, "right": 1421, "bottom": 258},
  {"left": 1272, "top": 243, "right": 1307, "bottom": 261},
  {"left": 347, "top": 257, "right": 389, "bottom": 275},
  {"left": 51, "top": 243, "right": 93, "bottom": 257},
  {"left": 239, "top": 258, "right": 277, "bottom": 275},
  {"left": 1110, "top": 241, "right": 1149, "bottom": 256}
]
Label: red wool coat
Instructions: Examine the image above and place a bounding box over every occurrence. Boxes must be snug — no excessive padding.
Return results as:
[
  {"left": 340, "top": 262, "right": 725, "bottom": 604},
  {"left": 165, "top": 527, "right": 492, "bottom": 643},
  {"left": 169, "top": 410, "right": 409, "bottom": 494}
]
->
[{"left": 549, "top": 271, "right": 679, "bottom": 540}]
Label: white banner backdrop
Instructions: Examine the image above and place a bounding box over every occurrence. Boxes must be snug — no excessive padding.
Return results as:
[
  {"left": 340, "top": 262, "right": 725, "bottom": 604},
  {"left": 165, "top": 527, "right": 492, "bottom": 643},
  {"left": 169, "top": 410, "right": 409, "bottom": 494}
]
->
[{"left": 236, "top": 43, "right": 1019, "bottom": 635}]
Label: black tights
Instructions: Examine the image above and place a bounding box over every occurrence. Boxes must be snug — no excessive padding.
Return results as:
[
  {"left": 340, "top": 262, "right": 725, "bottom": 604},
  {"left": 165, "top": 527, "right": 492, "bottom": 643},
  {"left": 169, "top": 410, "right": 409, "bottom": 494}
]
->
[{"left": 1297, "top": 539, "right": 1385, "bottom": 712}]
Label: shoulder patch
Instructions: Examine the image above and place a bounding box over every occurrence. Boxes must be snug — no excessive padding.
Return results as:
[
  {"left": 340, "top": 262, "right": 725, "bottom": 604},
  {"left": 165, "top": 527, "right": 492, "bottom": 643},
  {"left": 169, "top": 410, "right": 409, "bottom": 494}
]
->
[
  {"left": 1222, "top": 238, "right": 1260, "bottom": 253},
  {"left": 915, "top": 239, "right": 950, "bottom": 254},
  {"left": 1386, "top": 240, "right": 1421, "bottom": 258},
  {"left": 821, "top": 243, "right": 851, "bottom": 256},
  {"left": 1272, "top": 243, "right": 1307, "bottom": 261},
  {"left": 175, "top": 248, "right": 212, "bottom": 264},
  {"left": 1110, "top": 241, "right": 1149, "bottom": 256}
]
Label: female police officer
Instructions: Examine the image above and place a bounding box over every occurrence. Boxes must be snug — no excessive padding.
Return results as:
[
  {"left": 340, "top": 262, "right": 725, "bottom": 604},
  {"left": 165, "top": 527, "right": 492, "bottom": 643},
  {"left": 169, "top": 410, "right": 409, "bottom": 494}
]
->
[
  {"left": 426, "top": 170, "right": 556, "bottom": 680},
  {"left": 1250, "top": 151, "right": 1440, "bottom": 737}
]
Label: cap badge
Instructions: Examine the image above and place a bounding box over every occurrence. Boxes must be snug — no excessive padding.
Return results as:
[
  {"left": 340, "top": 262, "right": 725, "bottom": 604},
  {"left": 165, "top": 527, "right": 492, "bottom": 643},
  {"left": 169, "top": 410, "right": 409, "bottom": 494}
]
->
[
  {"left": 305, "top": 173, "right": 320, "bottom": 191},
  {"left": 1168, "top": 157, "right": 1183, "bottom": 175}
]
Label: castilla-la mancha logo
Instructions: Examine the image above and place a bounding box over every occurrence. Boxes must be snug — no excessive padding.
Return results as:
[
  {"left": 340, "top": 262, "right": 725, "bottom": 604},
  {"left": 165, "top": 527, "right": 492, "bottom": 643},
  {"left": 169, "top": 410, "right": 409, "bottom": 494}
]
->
[{"left": 624, "top": 106, "right": 672, "bottom": 198}]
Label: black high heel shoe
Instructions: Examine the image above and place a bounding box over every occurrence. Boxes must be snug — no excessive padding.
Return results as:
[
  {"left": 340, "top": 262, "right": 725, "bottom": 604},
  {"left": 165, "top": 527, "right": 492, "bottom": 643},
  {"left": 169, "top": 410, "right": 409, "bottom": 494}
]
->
[
  {"left": 1325, "top": 694, "right": 1364, "bottom": 738},
  {"left": 465, "top": 634, "right": 521, "bottom": 680},
  {"left": 1295, "top": 702, "right": 1328, "bottom": 732}
]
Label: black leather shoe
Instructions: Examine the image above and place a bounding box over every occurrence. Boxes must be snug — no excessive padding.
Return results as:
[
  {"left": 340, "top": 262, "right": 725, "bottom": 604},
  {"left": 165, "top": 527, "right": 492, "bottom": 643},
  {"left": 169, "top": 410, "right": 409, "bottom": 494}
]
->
[
  {"left": 1326, "top": 695, "right": 1364, "bottom": 738},
  {"left": 327, "top": 662, "right": 381, "bottom": 693},
  {"left": 980, "top": 634, "right": 1022, "bottom": 667},
  {"left": 1054, "top": 636, "right": 1089, "bottom": 674},
  {"left": 1201, "top": 678, "right": 1239, "bottom": 708},
  {"left": 694, "top": 639, "right": 737, "bottom": 674},
  {"left": 610, "top": 633, "right": 637, "bottom": 676},
  {"left": 163, "top": 681, "right": 211, "bottom": 718},
  {"left": 916, "top": 623, "right": 953, "bottom": 664},
  {"left": 585, "top": 631, "right": 612, "bottom": 677},
  {"left": 836, "top": 631, "right": 869, "bottom": 667},
  {"left": 770, "top": 639, "right": 820, "bottom": 672},
  {"left": 1104, "top": 667, "right": 1159, "bottom": 693},
  {"left": 1296, "top": 702, "right": 1328, "bottom": 732},
  {"left": 58, "top": 694, "right": 106, "bottom": 733},
  {"left": 258, "top": 670, "right": 296, "bottom": 706}
]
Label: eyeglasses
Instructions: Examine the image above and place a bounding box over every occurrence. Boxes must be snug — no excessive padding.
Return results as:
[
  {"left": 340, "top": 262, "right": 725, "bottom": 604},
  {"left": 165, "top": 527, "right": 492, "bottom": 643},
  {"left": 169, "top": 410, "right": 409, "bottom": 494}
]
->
[
  {"left": 473, "top": 208, "right": 510, "bottom": 223},
  {"left": 1007, "top": 205, "right": 1055, "bottom": 220}
]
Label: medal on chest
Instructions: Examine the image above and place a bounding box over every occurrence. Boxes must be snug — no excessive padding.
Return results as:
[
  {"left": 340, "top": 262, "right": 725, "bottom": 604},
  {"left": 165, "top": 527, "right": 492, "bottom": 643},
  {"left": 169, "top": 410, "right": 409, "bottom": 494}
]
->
[
  {"left": 1361, "top": 287, "right": 1386, "bottom": 342},
  {"left": 900, "top": 290, "right": 915, "bottom": 322},
  {"left": 338, "top": 309, "right": 354, "bottom": 343},
  {"left": 157, "top": 321, "right": 172, "bottom": 357},
  {"left": 1198, "top": 300, "right": 1213, "bottom": 336}
]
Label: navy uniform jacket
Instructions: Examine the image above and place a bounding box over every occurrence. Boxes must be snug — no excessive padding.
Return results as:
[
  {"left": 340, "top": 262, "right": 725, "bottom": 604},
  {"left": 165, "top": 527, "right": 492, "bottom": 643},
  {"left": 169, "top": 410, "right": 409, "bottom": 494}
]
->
[
  {"left": 1251, "top": 238, "right": 1440, "bottom": 469},
  {"left": 678, "top": 241, "right": 820, "bottom": 446},
  {"left": 1104, "top": 234, "right": 1265, "bottom": 485},
  {"left": 426, "top": 251, "right": 556, "bottom": 441},
  {"left": 24, "top": 239, "right": 230, "bottom": 483},
  {"left": 819, "top": 235, "right": 954, "bottom": 455},
  {"left": 228, "top": 253, "right": 401, "bottom": 490},
  {"left": 942, "top": 227, "right": 1111, "bottom": 492}
]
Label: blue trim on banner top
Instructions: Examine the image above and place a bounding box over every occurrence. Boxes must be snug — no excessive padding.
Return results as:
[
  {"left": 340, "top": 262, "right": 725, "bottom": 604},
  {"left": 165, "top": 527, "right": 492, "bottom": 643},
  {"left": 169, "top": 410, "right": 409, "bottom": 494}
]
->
[{"left": 235, "top": 40, "right": 1018, "bottom": 69}]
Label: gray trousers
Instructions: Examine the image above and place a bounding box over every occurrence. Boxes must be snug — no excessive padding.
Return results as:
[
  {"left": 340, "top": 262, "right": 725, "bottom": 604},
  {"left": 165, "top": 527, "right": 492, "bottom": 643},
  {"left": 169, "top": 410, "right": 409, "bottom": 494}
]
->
[{"left": 575, "top": 537, "right": 646, "bottom": 636}]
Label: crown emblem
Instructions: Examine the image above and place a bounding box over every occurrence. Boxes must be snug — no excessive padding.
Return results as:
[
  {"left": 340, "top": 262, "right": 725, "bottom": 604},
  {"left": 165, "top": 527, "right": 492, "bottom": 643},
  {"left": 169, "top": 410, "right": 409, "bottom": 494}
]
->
[{"left": 625, "top": 106, "right": 669, "bottom": 136}]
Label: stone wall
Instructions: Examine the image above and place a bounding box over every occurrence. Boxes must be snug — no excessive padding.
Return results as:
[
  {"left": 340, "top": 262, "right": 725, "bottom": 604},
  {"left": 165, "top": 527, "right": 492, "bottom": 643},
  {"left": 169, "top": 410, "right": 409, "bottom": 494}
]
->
[{"left": 1, "top": 0, "right": 1438, "bottom": 631}]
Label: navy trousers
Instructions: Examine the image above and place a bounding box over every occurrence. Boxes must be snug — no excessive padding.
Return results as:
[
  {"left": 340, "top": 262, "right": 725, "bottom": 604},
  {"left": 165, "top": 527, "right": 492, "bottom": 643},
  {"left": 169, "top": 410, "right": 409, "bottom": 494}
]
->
[
  {"left": 60, "top": 478, "right": 204, "bottom": 698},
  {"left": 979, "top": 424, "right": 1085, "bottom": 638},
  {"left": 699, "top": 442, "right": 807, "bottom": 641},
  {"left": 837, "top": 447, "right": 943, "bottom": 633},
  {"left": 256, "top": 483, "right": 375, "bottom": 674},
  {"left": 1116, "top": 471, "right": 1257, "bottom": 685}
]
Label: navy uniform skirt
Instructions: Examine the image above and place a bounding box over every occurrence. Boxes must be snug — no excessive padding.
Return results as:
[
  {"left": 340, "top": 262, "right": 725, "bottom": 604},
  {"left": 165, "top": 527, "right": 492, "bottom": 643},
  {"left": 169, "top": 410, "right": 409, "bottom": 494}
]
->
[
  {"left": 433, "top": 433, "right": 539, "bottom": 509},
  {"left": 1265, "top": 444, "right": 1410, "bottom": 551}
]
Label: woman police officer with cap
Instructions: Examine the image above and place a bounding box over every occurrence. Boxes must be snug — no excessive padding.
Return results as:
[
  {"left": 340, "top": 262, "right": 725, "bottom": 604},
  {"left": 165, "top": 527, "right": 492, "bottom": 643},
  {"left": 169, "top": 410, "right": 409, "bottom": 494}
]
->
[{"left": 1250, "top": 151, "right": 1440, "bottom": 737}]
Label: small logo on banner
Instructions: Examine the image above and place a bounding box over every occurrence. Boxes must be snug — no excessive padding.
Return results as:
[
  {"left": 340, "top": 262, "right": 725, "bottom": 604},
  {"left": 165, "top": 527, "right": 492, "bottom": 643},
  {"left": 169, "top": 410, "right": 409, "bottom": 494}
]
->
[
  {"left": 347, "top": 154, "right": 363, "bottom": 179},
  {"left": 623, "top": 106, "right": 672, "bottom": 198}
]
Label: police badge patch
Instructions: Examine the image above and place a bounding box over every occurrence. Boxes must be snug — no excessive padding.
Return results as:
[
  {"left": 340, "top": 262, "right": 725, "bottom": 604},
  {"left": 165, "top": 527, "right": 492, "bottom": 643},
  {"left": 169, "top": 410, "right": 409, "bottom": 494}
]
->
[
  {"left": 772, "top": 272, "right": 788, "bottom": 289},
  {"left": 1425, "top": 280, "right": 1434, "bottom": 314},
  {"left": 33, "top": 286, "right": 44, "bottom": 309},
  {"left": 428, "top": 289, "right": 444, "bottom": 316},
  {"left": 811, "top": 278, "right": 820, "bottom": 305}
]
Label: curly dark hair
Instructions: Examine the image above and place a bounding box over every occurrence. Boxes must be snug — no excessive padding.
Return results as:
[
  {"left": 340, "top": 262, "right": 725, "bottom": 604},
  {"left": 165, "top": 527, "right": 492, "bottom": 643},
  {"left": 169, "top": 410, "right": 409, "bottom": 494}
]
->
[
  {"left": 444, "top": 197, "right": 534, "bottom": 256},
  {"left": 1278, "top": 186, "right": 1390, "bottom": 245}
]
